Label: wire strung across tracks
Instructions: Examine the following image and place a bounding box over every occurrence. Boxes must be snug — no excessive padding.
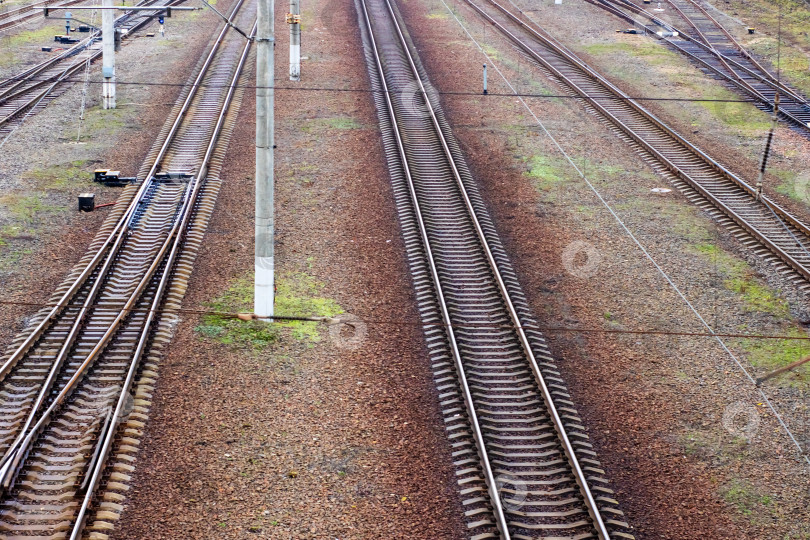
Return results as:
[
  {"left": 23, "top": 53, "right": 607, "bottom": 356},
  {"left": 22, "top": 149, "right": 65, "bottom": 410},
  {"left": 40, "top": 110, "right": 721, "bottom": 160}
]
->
[
  {"left": 0, "top": 0, "right": 256, "bottom": 535},
  {"left": 463, "top": 0, "right": 810, "bottom": 296}
]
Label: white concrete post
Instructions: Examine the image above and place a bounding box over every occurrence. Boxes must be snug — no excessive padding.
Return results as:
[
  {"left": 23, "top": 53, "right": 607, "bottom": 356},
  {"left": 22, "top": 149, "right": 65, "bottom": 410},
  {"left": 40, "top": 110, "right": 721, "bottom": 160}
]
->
[
  {"left": 289, "top": 0, "right": 300, "bottom": 80},
  {"left": 255, "top": 0, "right": 275, "bottom": 318},
  {"left": 101, "top": 0, "right": 115, "bottom": 108}
]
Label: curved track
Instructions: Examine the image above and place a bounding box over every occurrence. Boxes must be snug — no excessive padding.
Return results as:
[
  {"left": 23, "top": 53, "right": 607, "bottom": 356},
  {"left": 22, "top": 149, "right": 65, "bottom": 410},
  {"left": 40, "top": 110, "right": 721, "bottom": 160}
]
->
[
  {"left": 0, "top": 0, "right": 185, "bottom": 138},
  {"left": 0, "top": 0, "right": 255, "bottom": 536},
  {"left": 357, "top": 0, "right": 634, "bottom": 537},
  {"left": 465, "top": 0, "right": 810, "bottom": 289},
  {"left": 582, "top": 0, "right": 810, "bottom": 134},
  {"left": 0, "top": 0, "right": 85, "bottom": 33}
]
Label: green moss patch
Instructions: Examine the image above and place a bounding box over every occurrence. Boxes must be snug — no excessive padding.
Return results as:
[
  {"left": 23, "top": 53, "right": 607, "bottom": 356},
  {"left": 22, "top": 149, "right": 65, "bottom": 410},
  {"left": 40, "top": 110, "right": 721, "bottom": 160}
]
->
[
  {"left": 720, "top": 478, "right": 775, "bottom": 518},
  {"left": 195, "top": 272, "right": 343, "bottom": 349},
  {"left": 692, "top": 243, "right": 788, "bottom": 316},
  {"left": 582, "top": 40, "right": 680, "bottom": 65},
  {"left": 696, "top": 86, "right": 771, "bottom": 134},
  {"left": 735, "top": 327, "right": 810, "bottom": 383},
  {"left": 525, "top": 155, "right": 570, "bottom": 190},
  {"left": 22, "top": 160, "right": 96, "bottom": 189}
]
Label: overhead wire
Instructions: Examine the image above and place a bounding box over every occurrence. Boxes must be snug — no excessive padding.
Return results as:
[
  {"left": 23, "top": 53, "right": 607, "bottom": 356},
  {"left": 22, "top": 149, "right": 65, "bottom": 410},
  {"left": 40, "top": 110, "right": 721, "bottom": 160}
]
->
[
  {"left": 438, "top": 0, "right": 810, "bottom": 465},
  {"left": 0, "top": 73, "right": 790, "bottom": 104},
  {"left": 3, "top": 297, "right": 810, "bottom": 343}
]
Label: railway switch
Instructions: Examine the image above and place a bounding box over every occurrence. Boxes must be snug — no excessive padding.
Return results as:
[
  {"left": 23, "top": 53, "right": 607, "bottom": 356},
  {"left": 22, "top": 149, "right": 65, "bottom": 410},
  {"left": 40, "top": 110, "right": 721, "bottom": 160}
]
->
[
  {"left": 155, "top": 172, "right": 193, "bottom": 183},
  {"left": 93, "top": 169, "right": 135, "bottom": 186},
  {"left": 78, "top": 193, "right": 95, "bottom": 212},
  {"left": 54, "top": 35, "right": 79, "bottom": 44}
]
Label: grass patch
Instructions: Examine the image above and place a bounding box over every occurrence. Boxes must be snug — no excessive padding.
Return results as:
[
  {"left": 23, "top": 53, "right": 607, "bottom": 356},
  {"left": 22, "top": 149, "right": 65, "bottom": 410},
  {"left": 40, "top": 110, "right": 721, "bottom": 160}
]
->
[
  {"left": 2, "top": 25, "right": 63, "bottom": 48},
  {"left": 0, "top": 193, "right": 63, "bottom": 223},
  {"left": 582, "top": 39, "right": 681, "bottom": 66},
  {"left": 720, "top": 478, "right": 774, "bottom": 517},
  {"left": 195, "top": 272, "right": 343, "bottom": 349},
  {"left": 22, "top": 160, "right": 95, "bottom": 189},
  {"left": 772, "top": 168, "right": 807, "bottom": 204},
  {"left": 692, "top": 243, "right": 788, "bottom": 316},
  {"left": 77, "top": 104, "right": 130, "bottom": 139},
  {"left": 680, "top": 429, "right": 717, "bottom": 457},
  {"left": 696, "top": 86, "right": 771, "bottom": 134},
  {"left": 526, "top": 155, "right": 568, "bottom": 190},
  {"left": 735, "top": 326, "right": 810, "bottom": 383}
]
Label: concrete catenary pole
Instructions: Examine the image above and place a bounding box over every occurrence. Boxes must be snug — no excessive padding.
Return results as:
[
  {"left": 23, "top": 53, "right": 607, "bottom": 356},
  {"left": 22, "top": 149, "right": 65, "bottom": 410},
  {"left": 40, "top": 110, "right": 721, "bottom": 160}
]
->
[
  {"left": 255, "top": 0, "right": 275, "bottom": 318},
  {"left": 101, "top": 0, "right": 115, "bottom": 108},
  {"left": 288, "top": 0, "right": 300, "bottom": 81}
]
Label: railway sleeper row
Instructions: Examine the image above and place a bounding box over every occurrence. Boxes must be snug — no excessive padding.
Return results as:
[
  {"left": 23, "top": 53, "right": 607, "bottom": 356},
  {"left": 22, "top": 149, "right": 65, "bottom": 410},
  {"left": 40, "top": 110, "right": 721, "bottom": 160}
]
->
[{"left": 357, "top": 0, "right": 634, "bottom": 537}]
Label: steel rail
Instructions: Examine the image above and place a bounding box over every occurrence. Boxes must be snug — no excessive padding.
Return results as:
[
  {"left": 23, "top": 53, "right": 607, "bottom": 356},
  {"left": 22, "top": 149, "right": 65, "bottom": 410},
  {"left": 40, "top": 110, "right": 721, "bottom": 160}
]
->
[
  {"left": 382, "top": 1, "right": 613, "bottom": 537},
  {"left": 0, "top": 0, "right": 236, "bottom": 387},
  {"left": 603, "top": 0, "right": 810, "bottom": 125},
  {"left": 584, "top": 0, "right": 810, "bottom": 125},
  {"left": 362, "top": 0, "right": 615, "bottom": 537},
  {"left": 0, "top": 0, "right": 167, "bottom": 99},
  {"left": 467, "top": 0, "right": 810, "bottom": 283},
  {"left": 0, "top": 0, "right": 247, "bottom": 493},
  {"left": 673, "top": 0, "right": 784, "bottom": 89},
  {"left": 659, "top": 0, "right": 807, "bottom": 106},
  {"left": 662, "top": 0, "right": 761, "bottom": 96},
  {"left": 0, "top": 0, "right": 85, "bottom": 32},
  {"left": 0, "top": 0, "right": 189, "bottom": 130},
  {"left": 357, "top": 0, "right": 511, "bottom": 536},
  {"left": 68, "top": 22, "right": 256, "bottom": 539}
]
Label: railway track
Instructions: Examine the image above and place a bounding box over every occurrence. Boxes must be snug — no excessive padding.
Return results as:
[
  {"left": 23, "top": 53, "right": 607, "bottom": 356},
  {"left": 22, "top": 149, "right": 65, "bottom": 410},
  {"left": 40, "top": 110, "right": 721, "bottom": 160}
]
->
[
  {"left": 464, "top": 0, "right": 810, "bottom": 289},
  {"left": 0, "top": 0, "right": 185, "bottom": 138},
  {"left": 582, "top": 0, "right": 810, "bottom": 133},
  {"left": 0, "top": 0, "right": 85, "bottom": 33},
  {"left": 0, "top": 0, "right": 255, "bottom": 535},
  {"left": 357, "top": 0, "right": 634, "bottom": 537}
]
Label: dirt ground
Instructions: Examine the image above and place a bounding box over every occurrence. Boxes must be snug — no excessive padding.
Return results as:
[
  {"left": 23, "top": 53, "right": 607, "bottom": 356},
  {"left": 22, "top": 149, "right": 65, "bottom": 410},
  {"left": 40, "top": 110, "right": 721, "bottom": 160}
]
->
[
  {"left": 3, "top": 0, "right": 810, "bottom": 538},
  {"left": 108, "top": 0, "right": 467, "bottom": 538},
  {"left": 397, "top": 0, "right": 810, "bottom": 537},
  {"left": 0, "top": 4, "right": 224, "bottom": 362}
]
